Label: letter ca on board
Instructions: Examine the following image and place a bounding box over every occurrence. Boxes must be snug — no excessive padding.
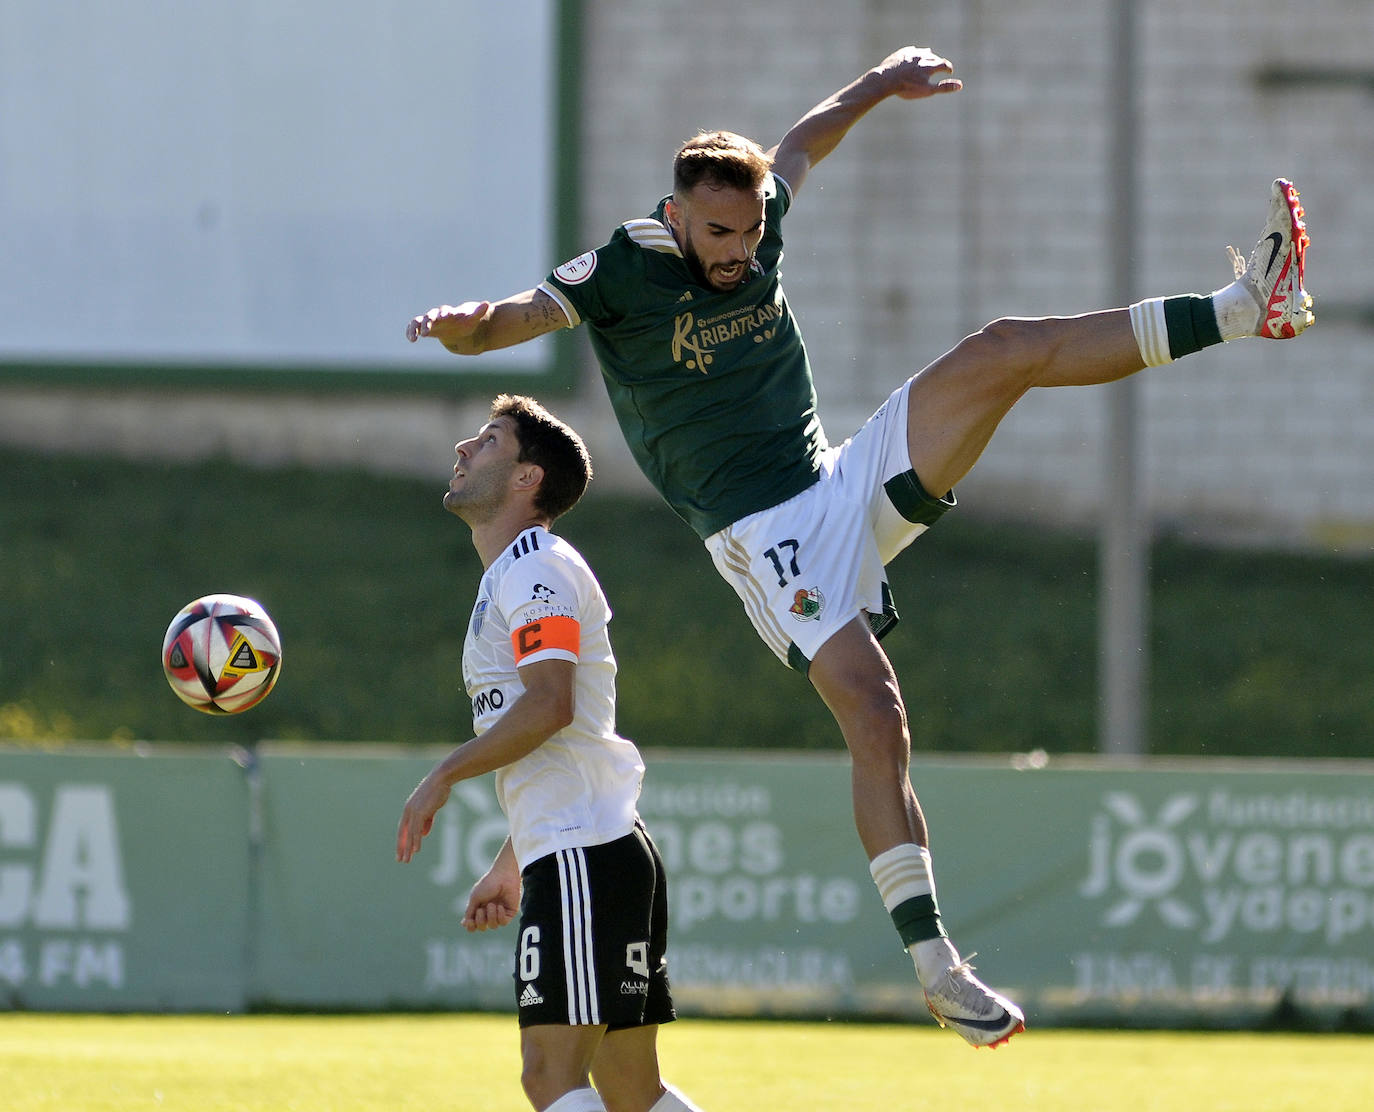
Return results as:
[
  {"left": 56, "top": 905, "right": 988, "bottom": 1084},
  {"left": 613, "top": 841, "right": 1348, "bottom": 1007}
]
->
[{"left": 0, "top": 783, "right": 131, "bottom": 929}]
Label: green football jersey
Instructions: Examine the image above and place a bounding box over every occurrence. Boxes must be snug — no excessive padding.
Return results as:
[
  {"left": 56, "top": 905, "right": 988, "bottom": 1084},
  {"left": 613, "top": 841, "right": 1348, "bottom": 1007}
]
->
[{"left": 540, "top": 174, "right": 827, "bottom": 539}]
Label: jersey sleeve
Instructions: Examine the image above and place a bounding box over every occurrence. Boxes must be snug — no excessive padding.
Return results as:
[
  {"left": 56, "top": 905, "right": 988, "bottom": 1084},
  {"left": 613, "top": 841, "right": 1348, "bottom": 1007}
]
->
[
  {"left": 759, "top": 171, "right": 791, "bottom": 259},
  {"left": 493, "top": 551, "right": 586, "bottom": 668},
  {"left": 769, "top": 170, "right": 794, "bottom": 217},
  {"left": 538, "top": 230, "right": 640, "bottom": 330}
]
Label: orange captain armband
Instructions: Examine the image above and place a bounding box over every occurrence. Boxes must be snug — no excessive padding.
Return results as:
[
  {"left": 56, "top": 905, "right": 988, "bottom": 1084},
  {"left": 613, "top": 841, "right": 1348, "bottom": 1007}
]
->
[{"left": 511, "top": 614, "right": 580, "bottom": 663}]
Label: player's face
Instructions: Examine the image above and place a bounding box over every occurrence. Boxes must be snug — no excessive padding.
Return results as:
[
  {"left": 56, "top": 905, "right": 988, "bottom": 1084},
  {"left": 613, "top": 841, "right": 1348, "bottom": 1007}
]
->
[
  {"left": 443, "top": 417, "right": 521, "bottom": 519},
  {"left": 667, "top": 183, "right": 766, "bottom": 292}
]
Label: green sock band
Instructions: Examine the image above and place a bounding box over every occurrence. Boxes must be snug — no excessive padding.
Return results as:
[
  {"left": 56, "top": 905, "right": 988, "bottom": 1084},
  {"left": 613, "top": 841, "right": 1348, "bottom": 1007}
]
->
[
  {"left": 890, "top": 893, "right": 947, "bottom": 947},
  {"left": 1163, "top": 295, "right": 1224, "bottom": 360}
]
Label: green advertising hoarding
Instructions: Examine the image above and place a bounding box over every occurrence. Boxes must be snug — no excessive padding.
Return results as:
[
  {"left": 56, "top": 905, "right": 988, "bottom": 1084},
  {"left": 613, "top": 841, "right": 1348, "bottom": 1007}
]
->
[
  {"left": 3, "top": 744, "right": 1372, "bottom": 1026},
  {"left": 971, "top": 759, "right": 1374, "bottom": 1027},
  {"left": 250, "top": 749, "right": 519, "bottom": 1011},
  {"left": 250, "top": 749, "right": 904, "bottom": 1015},
  {"left": 0, "top": 747, "right": 250, "bottom": 1011}
]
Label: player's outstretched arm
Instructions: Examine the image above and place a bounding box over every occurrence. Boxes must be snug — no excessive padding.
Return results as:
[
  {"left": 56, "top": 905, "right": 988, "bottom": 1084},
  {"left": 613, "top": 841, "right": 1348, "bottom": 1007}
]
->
[
  {"left": 406, "top": 287, "right": 567, "bottom": 355},
  {"left": 769, "top": 45, "right": 962, "bottom": 196}
]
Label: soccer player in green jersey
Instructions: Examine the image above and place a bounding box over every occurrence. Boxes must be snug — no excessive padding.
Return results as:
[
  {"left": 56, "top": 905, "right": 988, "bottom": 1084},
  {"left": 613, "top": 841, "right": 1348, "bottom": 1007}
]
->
[{"left": 407, "top": 45, "right": 1313, "bottom": 1047}]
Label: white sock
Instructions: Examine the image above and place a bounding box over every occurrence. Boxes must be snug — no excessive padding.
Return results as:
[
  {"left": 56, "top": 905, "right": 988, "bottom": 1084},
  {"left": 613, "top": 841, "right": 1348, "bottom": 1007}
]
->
[
  {"left": 1210, "top": 279, "right": 1261, "bottom": 341},
  {"left": 651, "top": 1084, "right": 707, "bottom": 1111},
  {"left": 545, "top": 1088, "right": 606, "bottom": 1112},
  {"left": 869, "top": 844, "right": 960, "bottom": 986},
  {"left": 869, "top": 843, "right": 935, "bottom": 907},
  {"left": 1128, "top": 297, "right": 1173, "bottom": 366}
]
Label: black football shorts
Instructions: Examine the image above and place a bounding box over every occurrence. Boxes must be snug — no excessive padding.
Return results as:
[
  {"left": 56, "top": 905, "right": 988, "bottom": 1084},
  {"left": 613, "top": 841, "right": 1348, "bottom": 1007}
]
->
[{"left": 514, "top": 821, "right": 676, "bottom": 1030}]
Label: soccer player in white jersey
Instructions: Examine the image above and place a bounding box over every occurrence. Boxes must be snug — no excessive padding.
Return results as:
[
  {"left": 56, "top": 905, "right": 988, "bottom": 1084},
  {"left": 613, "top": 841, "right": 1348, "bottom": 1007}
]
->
[
  {"left": 406, "top": 45, "right": 1313, "bottom": 1048},
  {"left": 397, "top": 395, "right": 705, "bottom": 1112}
]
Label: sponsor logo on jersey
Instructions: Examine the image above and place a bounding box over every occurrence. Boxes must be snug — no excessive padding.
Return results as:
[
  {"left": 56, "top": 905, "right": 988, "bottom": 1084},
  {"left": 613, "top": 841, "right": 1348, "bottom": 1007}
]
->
[
  {"left": 671, "top": 312, "right": 714, "bottom": 372},
  {"left": 789, "top": 587, "right": 824, "bottom": 621},
  {"left": 472, "top": 686, "right": 507, "bottom": 718},
  {"left": 671, "top": 301, "right": 783, "bottom": 374},
  {"left": 531, "top": 583, "right": 557, "bottom": 602},
  {"left": 554, "top": 251, "right": 597, "bottom": 285}
]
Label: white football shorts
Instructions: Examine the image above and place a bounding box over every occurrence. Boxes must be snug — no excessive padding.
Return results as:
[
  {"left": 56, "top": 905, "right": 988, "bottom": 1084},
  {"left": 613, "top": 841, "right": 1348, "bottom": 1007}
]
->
[{"left": 704, "top": 380, "right": 956, "bottom": 672}]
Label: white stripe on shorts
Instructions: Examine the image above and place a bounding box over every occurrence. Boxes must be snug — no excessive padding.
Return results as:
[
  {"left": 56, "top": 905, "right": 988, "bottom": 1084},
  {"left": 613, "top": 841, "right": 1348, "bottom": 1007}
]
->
[
  {"left": 556, "top": 847, "right": 600, "bottom": 1025},
  {"left": 718, "top": 533, "right": 791, "bottom": 661}
]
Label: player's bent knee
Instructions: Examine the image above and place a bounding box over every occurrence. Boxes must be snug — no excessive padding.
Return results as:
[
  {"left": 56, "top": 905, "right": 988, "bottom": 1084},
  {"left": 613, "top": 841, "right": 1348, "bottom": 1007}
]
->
[
  {"left": 959, "top": 316, "right": 1050, "bottom": 389},
  {"left": 811, "top": 659, "right": 909, "bottom": 750},
  {"left": 825, "top": 673, "right": 908, "bottom": 737},
  {"left": 520, "top": 1051, "right": 576, "bottom": 1107},
  {"left": 847, "top": 727, "right": 912, "bottom": 776}
]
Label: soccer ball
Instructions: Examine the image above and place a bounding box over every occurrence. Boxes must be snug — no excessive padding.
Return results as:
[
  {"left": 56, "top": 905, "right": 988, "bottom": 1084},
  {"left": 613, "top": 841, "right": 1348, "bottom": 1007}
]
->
[{"left": 161, "top": 594, "right": 283, "bottom": 715}]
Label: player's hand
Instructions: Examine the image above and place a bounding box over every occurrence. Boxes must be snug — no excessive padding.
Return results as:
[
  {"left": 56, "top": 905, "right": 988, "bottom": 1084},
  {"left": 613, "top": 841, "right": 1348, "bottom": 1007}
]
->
[
  {"left": 395, "top": 772, "right": 451, "bottom": 863},
  {"left": 462, "top": 870, "right": 521, "bottom": 932},
  {"left": 405, "top": 301, "right": 491, "bottom": 351},
  {"left": 876, "top": 45, "right": 962, "bottom": 100}
]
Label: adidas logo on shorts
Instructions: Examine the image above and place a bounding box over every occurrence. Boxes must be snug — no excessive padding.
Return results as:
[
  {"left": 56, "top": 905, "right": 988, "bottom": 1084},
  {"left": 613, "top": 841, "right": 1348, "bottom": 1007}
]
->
[{"left": 518, "top": 983, "right": 544, "bottom": 1008}]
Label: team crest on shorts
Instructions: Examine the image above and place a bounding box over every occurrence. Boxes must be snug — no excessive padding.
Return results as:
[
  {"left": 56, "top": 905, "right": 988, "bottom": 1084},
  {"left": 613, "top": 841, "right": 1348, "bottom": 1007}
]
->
[{"left": 789, "top": 587, "right": 824, "bottom": 621}]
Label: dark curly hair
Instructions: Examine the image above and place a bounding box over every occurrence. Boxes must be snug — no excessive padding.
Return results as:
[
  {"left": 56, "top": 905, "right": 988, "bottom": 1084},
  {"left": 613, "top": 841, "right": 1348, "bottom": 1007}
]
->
[
  {"left": 490, "top": 394, "right": 592, "bottom": 521},
  {"left": 673, "top": 130, "right": 773, "bottom": 198}
]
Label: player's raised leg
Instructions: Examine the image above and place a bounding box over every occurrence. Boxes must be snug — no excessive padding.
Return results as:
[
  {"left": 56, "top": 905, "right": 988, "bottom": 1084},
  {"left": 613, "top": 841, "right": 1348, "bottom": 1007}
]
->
[
  {"left": 850, "top": 178, "right": 1312, "bottom": 1048},
  {"left": 906, "top": 177, "right": 1314, "bottom": 499},
  {"left": 905, "top": 307, "right": 1143, "bottom": 498}
]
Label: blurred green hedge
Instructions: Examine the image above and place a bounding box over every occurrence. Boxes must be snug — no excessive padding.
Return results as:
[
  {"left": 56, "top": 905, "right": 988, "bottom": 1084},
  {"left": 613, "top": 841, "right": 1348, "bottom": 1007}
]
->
[{"left": 2, "top": 448, "right": 1369, "bottom": 759}]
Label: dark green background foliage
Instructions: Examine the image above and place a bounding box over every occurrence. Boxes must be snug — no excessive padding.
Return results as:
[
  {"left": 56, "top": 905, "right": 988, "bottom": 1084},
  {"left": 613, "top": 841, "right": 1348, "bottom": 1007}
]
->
[{"left": 2, "top": 447, "right": 1369, "bottom": 758}]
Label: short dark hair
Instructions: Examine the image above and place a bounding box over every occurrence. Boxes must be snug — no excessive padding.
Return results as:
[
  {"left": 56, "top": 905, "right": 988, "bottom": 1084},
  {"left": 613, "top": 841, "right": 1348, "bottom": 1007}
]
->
[
  {"left": 490, "top": 394, "right": 592, "bottom": 521},
  {"left": 673, "top": 131, "right": 773, "bottom": 197}
]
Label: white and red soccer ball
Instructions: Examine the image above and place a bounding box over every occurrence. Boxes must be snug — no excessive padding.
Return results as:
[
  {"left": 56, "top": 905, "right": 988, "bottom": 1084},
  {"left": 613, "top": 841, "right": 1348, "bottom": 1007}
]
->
[{"left": 161, "top": 594, "right": 282, "bottom": 715}]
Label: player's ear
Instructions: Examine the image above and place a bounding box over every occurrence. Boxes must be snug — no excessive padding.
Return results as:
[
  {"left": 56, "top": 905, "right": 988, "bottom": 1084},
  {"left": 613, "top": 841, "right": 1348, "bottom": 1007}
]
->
[
  {"left": 513, "top": 462, "right": 544, "bottom": 495},
  {"left": 664, "top": 198, "right": 681, "bottom": 231}
]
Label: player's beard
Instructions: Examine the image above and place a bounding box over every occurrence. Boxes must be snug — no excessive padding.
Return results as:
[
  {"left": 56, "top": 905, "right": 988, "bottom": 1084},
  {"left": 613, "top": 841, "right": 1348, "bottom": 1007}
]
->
[
  {"left": 681, "top": 231, "right": 750, "bottom": 292},
  {"left": 443, "top": 459, "right": 516, "bottom": 524}
]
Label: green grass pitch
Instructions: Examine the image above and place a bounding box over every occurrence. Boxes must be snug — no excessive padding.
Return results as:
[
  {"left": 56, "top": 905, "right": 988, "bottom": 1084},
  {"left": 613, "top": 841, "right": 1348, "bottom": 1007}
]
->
[{"left": 1, "top": 1013, "right": 1369, "bottom": 1111}]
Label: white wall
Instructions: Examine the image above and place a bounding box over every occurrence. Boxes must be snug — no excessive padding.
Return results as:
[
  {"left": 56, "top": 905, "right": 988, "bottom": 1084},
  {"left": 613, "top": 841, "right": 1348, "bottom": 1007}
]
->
[{"left": 0, "top": 0, "right": 556, "bottom": 370}]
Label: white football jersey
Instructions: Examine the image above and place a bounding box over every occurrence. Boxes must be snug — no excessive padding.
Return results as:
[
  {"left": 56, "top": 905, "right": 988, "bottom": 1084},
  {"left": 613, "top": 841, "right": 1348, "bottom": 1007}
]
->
[{"left": 464, "top": 525, "right": 644, "bottom": 869}]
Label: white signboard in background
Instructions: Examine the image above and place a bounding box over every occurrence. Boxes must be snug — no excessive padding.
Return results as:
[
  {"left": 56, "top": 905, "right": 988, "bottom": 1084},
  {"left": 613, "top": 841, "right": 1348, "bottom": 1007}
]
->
[{"left": 0, "top": 1, "right": 560, "bottom": 374}]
